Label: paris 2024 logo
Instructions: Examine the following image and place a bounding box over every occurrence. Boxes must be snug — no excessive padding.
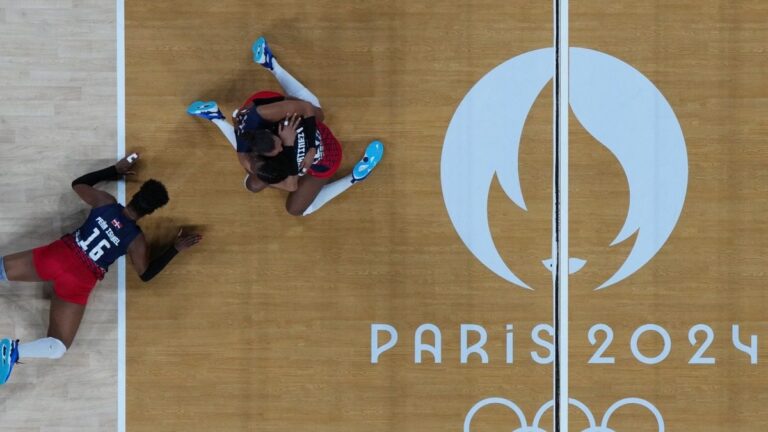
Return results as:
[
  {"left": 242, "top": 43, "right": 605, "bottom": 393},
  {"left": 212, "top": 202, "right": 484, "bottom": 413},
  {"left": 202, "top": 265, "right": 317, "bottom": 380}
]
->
[{"left": 441, "top": 47, "right": 688, "bottom": 290}]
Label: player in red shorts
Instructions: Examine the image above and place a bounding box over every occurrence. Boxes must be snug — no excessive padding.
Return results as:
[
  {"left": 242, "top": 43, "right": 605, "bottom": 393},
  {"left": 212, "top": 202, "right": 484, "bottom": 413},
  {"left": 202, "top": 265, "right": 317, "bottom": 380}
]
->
[
  {"left": 0, "top": 154, "right": 202, "bottom": 385},
  {"left": 187, "top": 36, "right": 384, "bottom": 216}
]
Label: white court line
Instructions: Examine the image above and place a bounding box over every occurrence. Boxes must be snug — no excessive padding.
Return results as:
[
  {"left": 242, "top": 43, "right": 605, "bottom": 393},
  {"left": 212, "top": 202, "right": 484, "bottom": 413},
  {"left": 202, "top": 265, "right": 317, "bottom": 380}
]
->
[
  {"left": 550, "top": 1, "right": 558, "bottom": 423},
  {"left": 116, "top": 0, "right": 126, "bottom": 430},
  {"left": 553, "top": 0, "right": 570, "bottom": 430}
]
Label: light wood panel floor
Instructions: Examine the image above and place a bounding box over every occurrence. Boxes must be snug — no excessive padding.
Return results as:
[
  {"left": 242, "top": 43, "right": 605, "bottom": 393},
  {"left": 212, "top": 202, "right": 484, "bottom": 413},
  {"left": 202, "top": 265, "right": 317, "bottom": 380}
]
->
[{"left": 0, "top": 1, "right": 118, "bottom": 431}]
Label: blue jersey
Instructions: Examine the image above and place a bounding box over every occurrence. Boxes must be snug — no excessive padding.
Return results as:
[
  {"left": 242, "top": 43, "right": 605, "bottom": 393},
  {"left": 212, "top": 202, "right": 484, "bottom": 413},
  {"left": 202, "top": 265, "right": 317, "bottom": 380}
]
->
[{"left": 72, "top": 204, "right": 141, "bottom": 271}]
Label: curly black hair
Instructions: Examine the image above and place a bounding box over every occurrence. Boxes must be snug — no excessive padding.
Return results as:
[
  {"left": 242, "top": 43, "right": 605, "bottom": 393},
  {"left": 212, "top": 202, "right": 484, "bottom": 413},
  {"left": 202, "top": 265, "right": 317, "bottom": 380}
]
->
[
  {"left": 128, "top": 179, "right": 169, "bottom": 217},
  {"left": 241, "top": 129, "right": 278, "bottom": 154}
]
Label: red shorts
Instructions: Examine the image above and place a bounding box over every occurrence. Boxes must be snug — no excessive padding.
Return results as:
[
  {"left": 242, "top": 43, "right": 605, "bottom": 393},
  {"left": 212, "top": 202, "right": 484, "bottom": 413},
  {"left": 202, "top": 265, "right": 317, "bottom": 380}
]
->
[
  {"left": 310, "top": 122, "right": 342, "bottom": 178},
  {"left": 33, "top": 237, "right": 102, "bottom": 305},
  {"left": 242, "top": 90, "right": 284, "bottom": 107},
  {"left": 243, "top": 91, "right": 343, "bottom": 179}
]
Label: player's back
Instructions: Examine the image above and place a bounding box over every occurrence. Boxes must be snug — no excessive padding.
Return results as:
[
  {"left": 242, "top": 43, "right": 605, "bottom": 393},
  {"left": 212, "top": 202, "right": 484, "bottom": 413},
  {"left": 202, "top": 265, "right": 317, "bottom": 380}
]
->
[{"left": 72, "top": 204, "right": 141, "bottom": 271}]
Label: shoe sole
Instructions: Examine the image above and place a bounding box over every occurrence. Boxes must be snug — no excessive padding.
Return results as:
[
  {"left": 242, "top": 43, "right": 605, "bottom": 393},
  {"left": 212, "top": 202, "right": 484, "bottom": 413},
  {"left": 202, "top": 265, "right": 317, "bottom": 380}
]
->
[
  {"left": 252, "top": 36, "right": 272, "bottom": 67},
  {"left": 352, "top": 140, "right": 384, "bottom": 182},
  {"left": 187, "top": 101, "right": 223, "bottom": 120},
  {"left": 187, "top": 101, "right": 218, "bottom": 115}
]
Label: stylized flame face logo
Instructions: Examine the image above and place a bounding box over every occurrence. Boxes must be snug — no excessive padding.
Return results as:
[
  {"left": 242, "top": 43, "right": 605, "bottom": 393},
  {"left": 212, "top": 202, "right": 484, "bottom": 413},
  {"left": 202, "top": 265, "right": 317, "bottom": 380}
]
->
[
  {"left": 441, "top": 48, "right": 688, "bottom": 289},
  {"left": 464, "top": 396, "right": 665, "bottom": 431}
]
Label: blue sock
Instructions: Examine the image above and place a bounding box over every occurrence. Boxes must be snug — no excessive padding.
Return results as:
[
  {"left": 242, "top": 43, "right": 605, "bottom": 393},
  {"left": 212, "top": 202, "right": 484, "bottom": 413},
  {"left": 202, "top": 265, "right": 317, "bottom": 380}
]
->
[{"left": 0, "top": 256, "right": 7, "bottom": 281}]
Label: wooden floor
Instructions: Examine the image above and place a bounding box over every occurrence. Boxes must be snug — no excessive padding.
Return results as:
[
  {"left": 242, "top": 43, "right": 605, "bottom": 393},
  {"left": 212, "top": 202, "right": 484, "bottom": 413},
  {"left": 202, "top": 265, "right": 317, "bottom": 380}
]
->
[
  {"left": 569, "top": 1, "right": 768, "bottom": 430},
  {"left": 2, "top": 0, "right": 768, "bottom": 431},
  {"left": 125, "top": 1, "right": 553, "bottom": 431},
  {"left": 0, "top": 1, "right": 118, "bottom": 430}
]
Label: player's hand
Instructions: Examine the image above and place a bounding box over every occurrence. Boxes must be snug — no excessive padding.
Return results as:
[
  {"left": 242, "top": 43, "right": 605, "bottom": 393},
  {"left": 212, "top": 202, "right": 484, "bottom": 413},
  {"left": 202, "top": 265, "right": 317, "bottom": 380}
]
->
[
  {"left": 300, "top": 147, "right": 317, "bottom": 174},
  {"left": 174, "top": 229, "right": 202, "bottom": 252},
  {"left": 278, "top": 113, "right": 301, "bottom": 147},
  {"left": 116, "top": 153, "right": 139, "bottom": 175}
]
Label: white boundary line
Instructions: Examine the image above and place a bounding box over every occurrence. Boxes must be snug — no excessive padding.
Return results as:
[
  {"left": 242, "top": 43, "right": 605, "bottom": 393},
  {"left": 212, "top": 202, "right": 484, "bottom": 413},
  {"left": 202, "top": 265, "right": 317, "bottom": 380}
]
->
[
  {"left": 551, "top": 0, "right": 559, "bottom": 422},
  {"left": 116, "top": 0, "right": 126, "bottom": 430},
  {"left": 555, "top": 0, "right": 570, "bottom": 429}
]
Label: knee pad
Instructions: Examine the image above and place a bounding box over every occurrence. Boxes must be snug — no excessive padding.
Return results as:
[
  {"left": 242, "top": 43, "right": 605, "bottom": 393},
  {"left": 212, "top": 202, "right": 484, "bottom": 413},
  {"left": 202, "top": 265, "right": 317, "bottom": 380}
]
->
[{"left": 46, "top": 338, "right": 67, "bottom": 359}]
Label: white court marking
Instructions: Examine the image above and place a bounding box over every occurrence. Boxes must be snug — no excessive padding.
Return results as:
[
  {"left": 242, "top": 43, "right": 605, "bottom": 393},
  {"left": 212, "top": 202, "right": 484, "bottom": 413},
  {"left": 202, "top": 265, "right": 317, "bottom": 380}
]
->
[{"left": 117, "top": 0, "right": 126, "bottom": 430}]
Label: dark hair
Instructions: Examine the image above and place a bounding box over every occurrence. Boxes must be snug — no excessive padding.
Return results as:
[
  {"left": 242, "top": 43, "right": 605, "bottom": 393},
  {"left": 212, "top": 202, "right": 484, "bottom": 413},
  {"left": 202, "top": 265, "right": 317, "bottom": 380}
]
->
[
  {"left": 128, "top": 179, "right": 169, "bottom": 217},
  {"left": 242, "top": 129, "right": 277, "bottom": 154}
]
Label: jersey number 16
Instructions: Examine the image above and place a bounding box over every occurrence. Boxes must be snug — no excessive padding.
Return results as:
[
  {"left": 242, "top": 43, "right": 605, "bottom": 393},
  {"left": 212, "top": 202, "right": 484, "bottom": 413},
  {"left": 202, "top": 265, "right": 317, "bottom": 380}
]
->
[{"left": 77, "top": 227, "right": 112, "bottom": 261}]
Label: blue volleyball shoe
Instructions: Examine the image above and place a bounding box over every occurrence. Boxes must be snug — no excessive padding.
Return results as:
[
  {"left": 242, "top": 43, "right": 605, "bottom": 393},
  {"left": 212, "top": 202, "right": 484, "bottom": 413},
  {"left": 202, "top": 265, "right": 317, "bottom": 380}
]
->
[
  {"left": 252, "top": 36, "right": 275, "bottom": 70},
  {"left": 352, "top": 140, "right": 384, "bottom": 183},
  {"left": 186, "top": 101, "right": 224, "bottom": 120},
  {"left": 0, "top": 339, "right": 19, "bottom": 385}
]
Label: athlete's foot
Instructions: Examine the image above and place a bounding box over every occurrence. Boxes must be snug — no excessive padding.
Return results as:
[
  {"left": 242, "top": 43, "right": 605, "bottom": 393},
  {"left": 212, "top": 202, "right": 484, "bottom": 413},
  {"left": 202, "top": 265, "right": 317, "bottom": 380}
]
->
[
  {"left": 0, "top": 339, "right": 19, "bottom": 385},
  {"left": 186, "top": 101, "right": 224, "bottom": 120},
  {"left": 252, "top": 36, "right": 275, "bottom": 71},
  {"left": 352, "top": 140, "right": 384, "bottom": 183}
]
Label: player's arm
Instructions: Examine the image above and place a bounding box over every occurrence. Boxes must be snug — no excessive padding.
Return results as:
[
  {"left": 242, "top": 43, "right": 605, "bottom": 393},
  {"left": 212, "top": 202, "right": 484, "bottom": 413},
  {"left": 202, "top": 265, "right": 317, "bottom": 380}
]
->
[
  {"left": 238, "top": 153, "right": 255, "bottom": 173},
  {"left": 237, "top": 153, "right": 266, "bottom": 175},
  {"left": 128, "top": 229, "right": 202, "bottom": 282},
  {"left": 72, "top": 153, "right": 138, "bottom": 207},
  {"left": 256, "top": 100, "right": 324, "bottom": 123},
  {"left": 300, "top": 147, "right": 317, "bottom": 173},
  {"left": 254, "top": 171, "right": 299, "bottom": 192},
  {"left": 264, "top": 114, "right": 300, "bottom": 191},
  {"left": 267, "top": 175, "right": 299, "bottom": 192}
]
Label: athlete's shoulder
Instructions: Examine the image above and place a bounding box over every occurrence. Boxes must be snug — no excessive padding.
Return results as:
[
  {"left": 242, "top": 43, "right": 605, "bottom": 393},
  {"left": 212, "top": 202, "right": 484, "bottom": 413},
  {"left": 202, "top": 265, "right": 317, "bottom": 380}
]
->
[{"left": 89, "top": 202, "right": 122, "bottom": 216}]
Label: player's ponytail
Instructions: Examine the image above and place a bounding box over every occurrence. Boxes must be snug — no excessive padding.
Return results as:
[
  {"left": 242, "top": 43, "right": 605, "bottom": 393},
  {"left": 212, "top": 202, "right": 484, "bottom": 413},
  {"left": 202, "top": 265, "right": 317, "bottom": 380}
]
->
[{"left": 128, "top": 179, "right": 169, "bottom": 217}]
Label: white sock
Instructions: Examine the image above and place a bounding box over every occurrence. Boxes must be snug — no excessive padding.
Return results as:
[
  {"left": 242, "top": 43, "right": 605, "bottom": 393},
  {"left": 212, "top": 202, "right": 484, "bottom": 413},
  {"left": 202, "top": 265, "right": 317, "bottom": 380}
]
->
[
  {"left": 302, "top": 174, "right": 355, "bottom": 216},
  {"left": 211, "top": 118, "right": 237, "bottom": 150},
  {"left": 18, "top": 337, "right": 67, "bottom": 359},
  {"left": 271, "top": 59, "right": 321, "bottom": 108}
]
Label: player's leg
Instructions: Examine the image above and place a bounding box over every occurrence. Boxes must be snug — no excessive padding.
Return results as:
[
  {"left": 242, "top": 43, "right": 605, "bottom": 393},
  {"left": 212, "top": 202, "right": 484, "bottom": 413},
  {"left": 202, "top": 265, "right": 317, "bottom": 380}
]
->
[
  {"left": 18, "top": 336, "right": 68, "bottom": 359},
  {"left": 0, "top": 254, "right": 73, "bottom": 385},
  {"left": 0, "top": 250, "right": 43, "bottom": 282},
  {"left": 187, "top": 101, "right": 238, "bottom": 150},
  {"left": 1, "top": 336, "right": 65, "bottom": 385},
  {"left": 0, "top": 297, "right": 74, "bottom": 385},
  {"left": 285, "top": 175, "right": 331, "bottom": 216},
  {"left": 252, "top": 37, "right": 322, "bottom": 109},
  {"left": 47, "top": 293, "right": 86, "bottom": 349},
  {"left": 301, "top": 140, "right": 384, "bottom": 216}
]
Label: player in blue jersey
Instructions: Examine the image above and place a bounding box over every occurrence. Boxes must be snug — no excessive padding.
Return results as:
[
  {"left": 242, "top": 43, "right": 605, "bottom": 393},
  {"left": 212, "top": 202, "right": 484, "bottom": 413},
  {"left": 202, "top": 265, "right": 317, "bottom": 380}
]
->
[
  {"left": 0, "top": 153, "right": 202, "bottom": 385},
  {"left": 187, "top": 36, "right": 384, "bottom": 216}
]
